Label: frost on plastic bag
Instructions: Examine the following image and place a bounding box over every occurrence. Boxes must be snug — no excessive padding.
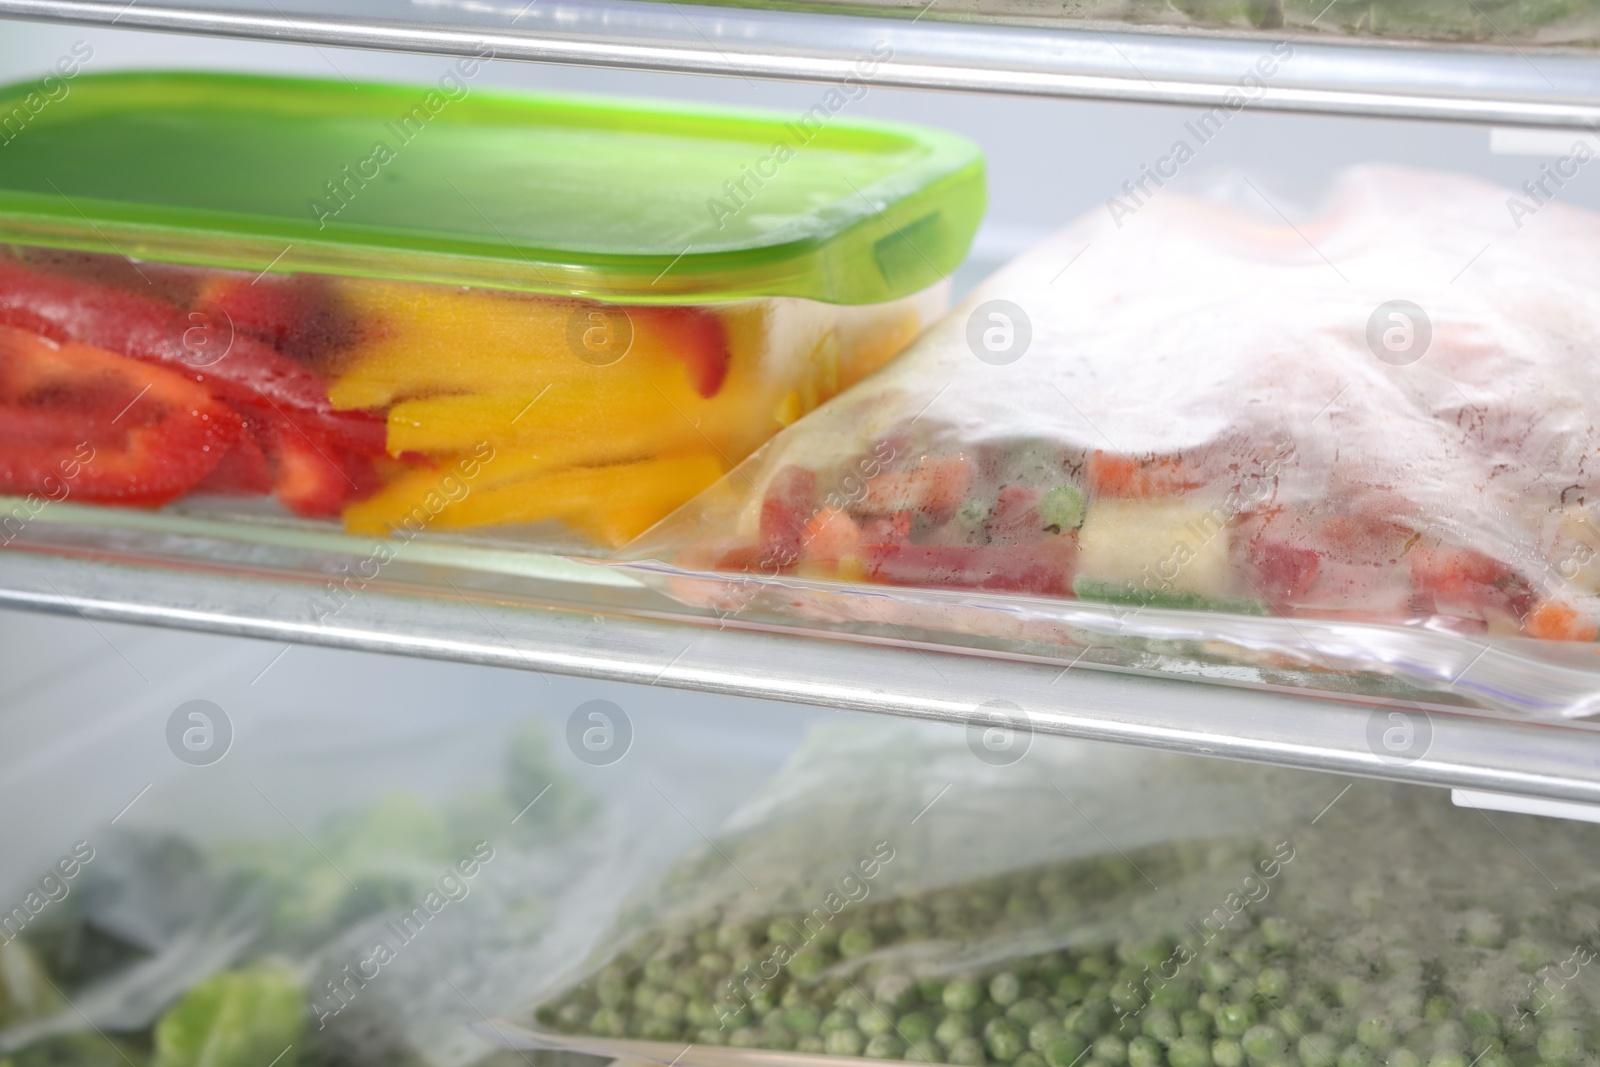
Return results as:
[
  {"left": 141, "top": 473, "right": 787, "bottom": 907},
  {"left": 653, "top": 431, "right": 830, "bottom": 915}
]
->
[
  {"left": 521, "top": 721, "right": 1600, "bottom": 1067},
  {"left": 621, "top": 166, "right": 1600, "bottom": 717}
]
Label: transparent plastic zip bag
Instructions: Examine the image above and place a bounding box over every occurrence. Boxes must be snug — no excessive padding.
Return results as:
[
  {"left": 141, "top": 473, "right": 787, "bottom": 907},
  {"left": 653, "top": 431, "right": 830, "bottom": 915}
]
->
[
  {"left": 515, "top": 719, "right": 1332, "bottom": 1054},
  {"left": 510, "top": 719, "right": 1600, "bottom": 1067},
  {"left": 619, "top": 165, "right": 1600, "bottom": 718},
  {"left": 0, "top": 615, "right": 822, "bottom": 1067}
]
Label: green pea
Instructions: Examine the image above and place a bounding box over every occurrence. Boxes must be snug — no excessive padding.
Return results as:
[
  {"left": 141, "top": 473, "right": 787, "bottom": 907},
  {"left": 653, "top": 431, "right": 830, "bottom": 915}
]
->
[
  {"left": 1214, "top": 1039, "right": 1246, "bottom": 1067},
  {"left": 1259, "top": 919, "right": 1298, "bottom": 953},
  {"left": 1032, "top": 1020, "right": 1067, "bottom": 1053},
  {"left": 939, "top": 1014, "right": 977, "bottom": 1048},
  {"left": 950, "top": 1037, "right": 990, "bottom": 1066},
  {"left": 993, "top": 973, "right": 1025, "bottom": 1007},
  {"left": 1040, "top": 485, "right": 1086, "bottom": 531},
  {"left": 1094, "top": 1035, "right": 1129, "bottom": 1066},
  {"left": 988, "top": 1020, "right": 1029, "bottom": 1062},
  {"left": 790, "top": 949, "right": 826, "bottom": 981},
  {"left": 1059, "top": 975, "right": 1091, "bottom": 1005},
  {"left": 1537, "top": 1025, "right": 1585, "bottom": 1066},
  {"left": 875, "top": 975, "right": 917, "bottom": 1013},
  {"left": 652, "top": 991, "right": 686, "bottom": 1022},
  {"left": 784, "top": 1004, "right": 821, "bottom": 1035},
  {"left": 748, "top": 989, "right": 776, "bottom": 1016},
  {"left": 865, "top": 1034, "right": 904, "bottom": 1058},
  {"left": 859, "top": 1009, "right": 894, "bottom": 1038},
  {"left": 1010, "top": 999, "right": 1052, "bottom": 1029},
  {"left": 1242, "top": 1025, "right": 1288, "bottom": 1065},
  {"left": 1336, "top": 1046, "right": 1371, "bottom": 1067},
  {"left": 1462, "top": 1009, "right": 1499, "bottom": 1040},
  {"left": 1299, "top": 1036, "right": 1337, "bottom": 1067},
  {"left": 1461, "top": 911, "right": 1505, "bottom": 950},
  {"left": 1202, "top": 960, "right": 1240, "bottom": 993},
  {"left": 730, "top": 1027, "right": 762, "bottom": 1048},
  {"left": 1384, "top": 1051, "right": 1421, "bottom": 1067},
  {"left": 822, "top": 1008, "right": 856, "bottom": 1035},
  {"left": 760, "top": 1026, "right": 794, "bottom": 1050},
  {"left": 1080, "top": 955, "right": 1113, "bottom": 980},
  {"left": 947, "top": 980, "right": 985, "bottom": 1013},
  {"left": 1197, "top": 993, "right": 1224, "bottom": 1016},
  {"left": 1216, "top": 1005, "right": 1258, "bottom": 1038},
  {"left": 1357, "top": 1020, "right": 1395, "bottom": 1051},
  {"left": 900, "top": 1011, "right": 936, "bottom": 1045},
  {"left": 824, "top": 1028, "right": 865, "bottom": 1056},
  {"left": 1018, "top": 1053, "right": 1050, "bottom": 1067},
  {"left": 920, "top": 978, "right": 948, "bottom": 1004},
  {"left": 1427, "top": 1054, "right": 1467, "bottom": 1067},
  {"left": 1333, "top": 978, "right": 1368, "bottom": 1009},
  {"left": 1431, "top": 1022, "right": 1467, "bottom": 1054},
  {"left": 839, "top": 927, "right": 875, "bottom": 959},
  {"left": 1170, "top": 1037, "right": 1213, "bottom": 1067},
  {"left": 1112, "top": 982, "right": 1147, "bottom": 1014},
  {"left": 904, "top": 1043, "right": 939, "bottom": 1063},
  {"left": 797, "top": 1034, "right": 825, "bottom": 1053},
  {"left": 1145, "top": 1009, "right": 1181, "bottom": 1046},
  {"left": 1152, "top": 984, "right": 1196, "bottom": 1013},
  {"left": 590, "top": 1008, "right": 627, "bottom": 1036},
  {"left": 1067, "top": 1000, "right": 1111, "bottom": 1039},
  {"left": 1257, "top": 969, "right": 1290, "bottom": 1002},
  {"left": 1048, "top": 1036, "right": 1090, "bottom": 1067},
  {"left": 1128, "top": 1036, "right": 1164, "bottom": 1067},
  {"left": 557, "top": 1002, "right": 587, "bottom": 1029}
]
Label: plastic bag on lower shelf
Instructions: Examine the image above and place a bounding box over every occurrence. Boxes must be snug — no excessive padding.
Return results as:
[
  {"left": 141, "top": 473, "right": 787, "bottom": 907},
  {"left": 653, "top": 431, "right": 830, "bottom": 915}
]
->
[
  {"left": 0, "top": 615, "right": 821, "bottom": 1067},
  {"left": 514, "top": 719, "right": 1600, "bottom": 1067},
  {"left": 619, "top": 165, "right": 1600, "bottom": 718}
]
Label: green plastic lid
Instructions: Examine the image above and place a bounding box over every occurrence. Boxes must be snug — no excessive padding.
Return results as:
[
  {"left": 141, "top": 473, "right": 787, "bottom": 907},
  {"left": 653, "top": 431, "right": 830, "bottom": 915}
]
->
[{"left": 0, "top": 71, "right": 985, "bottom": 305}]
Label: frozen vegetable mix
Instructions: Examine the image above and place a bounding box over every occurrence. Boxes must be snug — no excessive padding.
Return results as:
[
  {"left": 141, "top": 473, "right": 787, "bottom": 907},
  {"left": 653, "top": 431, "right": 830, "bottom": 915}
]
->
[
  {"left": 0, "top": 71, "right": 982, "bottom": 548},
  {"left": 625, "top": 166, "right": 1600, "bottom": 715}
]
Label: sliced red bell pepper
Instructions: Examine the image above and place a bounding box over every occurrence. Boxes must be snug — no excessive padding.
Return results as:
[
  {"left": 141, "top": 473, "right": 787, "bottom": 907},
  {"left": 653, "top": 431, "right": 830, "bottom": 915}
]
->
[
  {"left": 0, "top": 325, "right": 239, "bottom": 506},
  {"left": 862, "top": 543, "right": 1074, "bottom": 597},
  {"left": 629, "top": 305, "right": 731, "bottom": 398},
  {"left": 760, "top": 466, "right": 816, "bottom": 567},
  {"left": 0, "top": 260, "right": 384, "bottom": 455},
  {"left": 1409, "top": 543, "right": 1535, "bottom": 621},
  {"left": 985, "top": 485, "right": 1043, "bottom": 545},
  {"left": 253, "top": 412, "right": 380, "bottom": 518},
  {"left": 1087, "top": 450, "right": 1205, "bottom": 499},
  {"left": 1246, "top": 539, "right": 1320, "bottom": 607},
  {"left": 191, "top": 414, "right": 274, "bottom": 497},
  {"left": 195, "top": 272, "right": 355, "bottom": 367}
]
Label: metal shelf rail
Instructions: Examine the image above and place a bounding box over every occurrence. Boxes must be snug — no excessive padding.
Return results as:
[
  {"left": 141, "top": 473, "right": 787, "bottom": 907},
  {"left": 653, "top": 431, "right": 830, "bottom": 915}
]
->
[
  {"left": 6, "top": 546, "right": 1600, "bottom": 807},
  {"left": 1, "top": 0, "right": 1598, "bottom": 126}
]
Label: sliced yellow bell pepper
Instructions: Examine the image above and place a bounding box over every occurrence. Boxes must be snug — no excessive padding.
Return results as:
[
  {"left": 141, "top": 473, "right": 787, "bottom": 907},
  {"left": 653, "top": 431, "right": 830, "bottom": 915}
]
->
[{"left": 343, "top": 451, "right": 724, "bottom": 547}]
